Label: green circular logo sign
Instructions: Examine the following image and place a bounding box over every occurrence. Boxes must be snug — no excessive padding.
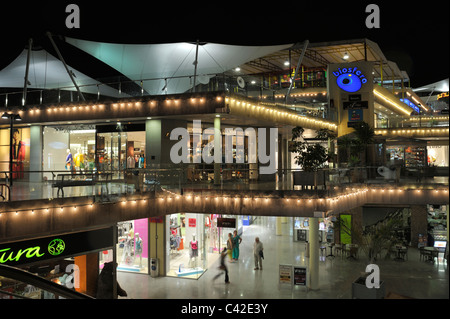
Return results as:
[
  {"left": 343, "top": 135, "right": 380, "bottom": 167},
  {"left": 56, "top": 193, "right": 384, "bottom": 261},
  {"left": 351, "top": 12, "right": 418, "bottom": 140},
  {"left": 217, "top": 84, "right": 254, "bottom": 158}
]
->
[{"left": 48, "top": 239, "right": 66, "bottom": 256}]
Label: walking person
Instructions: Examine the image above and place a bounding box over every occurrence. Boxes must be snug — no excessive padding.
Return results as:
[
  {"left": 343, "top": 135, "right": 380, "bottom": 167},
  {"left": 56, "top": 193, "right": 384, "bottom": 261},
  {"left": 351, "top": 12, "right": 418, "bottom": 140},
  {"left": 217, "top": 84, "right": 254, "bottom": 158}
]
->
[
  {"left": 226, "top": 233, "right": 234, "bottom": 262},
  {"left": 213, "top": 248, "right": 230, "bottom": 284},
  {"left": 232, "top": 230, "right": 242, "bottom": 261},
  {"left": 253, "top": 237, "right": 264, "bottom": 270}
]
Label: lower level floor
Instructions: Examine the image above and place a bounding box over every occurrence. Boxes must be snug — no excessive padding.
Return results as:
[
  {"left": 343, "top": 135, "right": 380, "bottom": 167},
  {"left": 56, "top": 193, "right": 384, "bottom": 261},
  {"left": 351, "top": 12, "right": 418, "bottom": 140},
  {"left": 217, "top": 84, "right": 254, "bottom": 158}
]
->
[{"left": 116, "top": 216, "right": 448, "bottom": 299}]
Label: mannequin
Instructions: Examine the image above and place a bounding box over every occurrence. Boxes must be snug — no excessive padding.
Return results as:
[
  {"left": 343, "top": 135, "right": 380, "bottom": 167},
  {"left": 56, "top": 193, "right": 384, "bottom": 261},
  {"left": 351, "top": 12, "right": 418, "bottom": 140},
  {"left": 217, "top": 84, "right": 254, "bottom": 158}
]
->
[
  {"left": 189, "top": 235, "right": 198, "bottom": 268},
  {"left": 65, "top": 149, "right": 73, "bottom": 171},
  {"left": 127, "top": 155, "right": 134, "bottom": 169},
  {"left": 135, "top": 233, "right": 143, "bottom": 268},
  {"left": 74, "top": 148, "right": 84, "bottom": 173},
  {"left": 121, "top": 233, "right": 133, "bottom": 265}
]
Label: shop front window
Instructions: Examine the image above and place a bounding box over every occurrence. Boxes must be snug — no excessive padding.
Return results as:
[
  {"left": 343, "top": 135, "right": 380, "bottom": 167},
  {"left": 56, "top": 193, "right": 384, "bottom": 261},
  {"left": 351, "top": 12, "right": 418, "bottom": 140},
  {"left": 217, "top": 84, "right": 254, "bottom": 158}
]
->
[
  {"left": 427, "top": 146, "right": 449, "bottom": 167},
  {"left": 166, "top": 213, "right": 207, "bottom": 279},
  {"left": 116, "top": 218, "right": 149, "bottom": 274},
  {"left": 43, "top": 126, "right": 95, "bottom": 181},
  {"left": 293, "top": 217, "right": 332, "bottom": 242}
]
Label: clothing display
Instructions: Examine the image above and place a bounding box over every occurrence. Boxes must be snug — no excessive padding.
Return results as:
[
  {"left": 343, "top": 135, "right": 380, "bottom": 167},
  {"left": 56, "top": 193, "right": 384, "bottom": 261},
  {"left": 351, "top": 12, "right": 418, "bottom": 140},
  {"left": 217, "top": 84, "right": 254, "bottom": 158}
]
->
[{"left": 190, "top": 240, "right": 198, "bottom": 257}]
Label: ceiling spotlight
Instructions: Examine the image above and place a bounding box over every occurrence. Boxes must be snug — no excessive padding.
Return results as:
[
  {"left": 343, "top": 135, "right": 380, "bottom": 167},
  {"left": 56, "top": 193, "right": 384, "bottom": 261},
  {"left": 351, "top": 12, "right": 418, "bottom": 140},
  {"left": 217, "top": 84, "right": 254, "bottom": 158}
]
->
[
  {"left": 234, "top": 67, "right": 241, "bottom": 72},
  {"left": 284, "top": 60, "right": 290, "bottom": 66},
  {"left": 343, "top": 52, "right": 349, "bottom": 60}
]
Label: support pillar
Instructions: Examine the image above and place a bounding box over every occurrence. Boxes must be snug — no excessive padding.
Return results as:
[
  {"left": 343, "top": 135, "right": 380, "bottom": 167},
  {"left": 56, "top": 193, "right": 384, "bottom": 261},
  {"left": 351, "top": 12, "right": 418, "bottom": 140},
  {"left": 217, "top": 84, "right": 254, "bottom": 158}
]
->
[
  {"left": 214, "top": 116, "right": 221, "bottom": 186},
  {"left": 30, "top": 125, "right": 43, "bottom": 182},
  {"left": 308, "top": 217, "right": 319, "bottom": 290},
  {"left": 276, "top": 217, "right": 282, "bottom": 236},
  {"left": 149, "top": 218, "right": 166, "bottom": 276}
]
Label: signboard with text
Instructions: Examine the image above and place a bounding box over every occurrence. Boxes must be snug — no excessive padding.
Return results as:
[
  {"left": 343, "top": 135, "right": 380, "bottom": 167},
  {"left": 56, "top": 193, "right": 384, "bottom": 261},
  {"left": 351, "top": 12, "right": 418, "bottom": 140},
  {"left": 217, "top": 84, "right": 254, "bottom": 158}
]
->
[
  {"left": 217, "top": 218, "right": 236, "bottom": 228},
  {"left": 293, "top": 266, "right": 307, "bottom": 286},
  {"left": 279, "top": 264, "right": 293, "bottom": 284},
  {"left": 0, "top": 227, "right": 114, "bottom": 266}
]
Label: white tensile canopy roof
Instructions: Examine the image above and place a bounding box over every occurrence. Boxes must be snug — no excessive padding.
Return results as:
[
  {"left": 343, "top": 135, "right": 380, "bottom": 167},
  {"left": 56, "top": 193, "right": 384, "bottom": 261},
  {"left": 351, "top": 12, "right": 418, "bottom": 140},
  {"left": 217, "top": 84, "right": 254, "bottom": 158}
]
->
[
  {"left": 0, "top": 48, "right": 126, "bottom": 98},
  {"left": 0, "top": 39, "right": 293, "bottom": 98},
  {"left": 65, "top": 38, "right": 293, "bottom": 95},
  {"left": 413, "top": 78, "right": 449, "bottom": 93}
]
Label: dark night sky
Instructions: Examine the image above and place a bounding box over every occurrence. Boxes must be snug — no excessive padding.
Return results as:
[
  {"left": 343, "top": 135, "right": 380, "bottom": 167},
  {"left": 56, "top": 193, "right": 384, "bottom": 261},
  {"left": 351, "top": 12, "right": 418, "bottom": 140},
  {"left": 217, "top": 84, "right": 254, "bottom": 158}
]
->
[{"left": 1, "top": 1, "right": 448, "bottom": 88}]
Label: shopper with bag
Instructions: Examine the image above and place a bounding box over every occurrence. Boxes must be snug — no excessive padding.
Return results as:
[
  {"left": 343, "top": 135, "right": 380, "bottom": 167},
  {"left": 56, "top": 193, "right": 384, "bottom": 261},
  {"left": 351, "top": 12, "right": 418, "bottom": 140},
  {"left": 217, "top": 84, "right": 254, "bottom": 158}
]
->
[{"left": 253, "top": 237, "right": 264, "bottom": 270}]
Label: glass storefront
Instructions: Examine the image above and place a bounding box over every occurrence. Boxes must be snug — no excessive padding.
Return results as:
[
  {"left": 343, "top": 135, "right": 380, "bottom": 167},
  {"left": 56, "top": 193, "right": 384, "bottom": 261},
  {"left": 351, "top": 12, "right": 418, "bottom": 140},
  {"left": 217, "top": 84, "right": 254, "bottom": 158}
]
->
[
  {"left": 165, "top": 213, "right": 245, "bottom": 279},
  {"left": 166, "top": 213, "right": 207, "bottom": 279},
  {"left": 116, "top": 218, "right": 149, "bottom": 274},
  {"left": 42, "top": 124, "right": 146, "bottom": 181},
  {"left": 293, "top": 217, "right": 333, "bottom": 242},
  {"left": 427, "top": 145, "right": 449, "bottom": 167},
  {"left": 427, "top": 204, "right": 447, "bottom": 249}
]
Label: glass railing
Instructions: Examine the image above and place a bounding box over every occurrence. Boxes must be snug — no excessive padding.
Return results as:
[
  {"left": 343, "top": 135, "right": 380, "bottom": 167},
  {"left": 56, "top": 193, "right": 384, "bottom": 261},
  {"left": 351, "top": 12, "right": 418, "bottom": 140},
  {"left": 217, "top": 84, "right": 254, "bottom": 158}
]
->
[
  {"left": 376, "top": 115, "right": 449, "bottom": 129},
  {"left": 0, "top": 72, "right": 332, "bottom": 118},
  {"left": 0, "top": 165, "right": 448, "bottom": 202}
]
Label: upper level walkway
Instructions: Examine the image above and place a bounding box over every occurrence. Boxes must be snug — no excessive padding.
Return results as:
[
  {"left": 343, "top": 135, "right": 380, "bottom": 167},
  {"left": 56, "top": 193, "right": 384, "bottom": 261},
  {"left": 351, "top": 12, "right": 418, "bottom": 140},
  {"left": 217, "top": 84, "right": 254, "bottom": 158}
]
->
[{"left": 0, "top": 166, "right": 448, "bottom": 243}]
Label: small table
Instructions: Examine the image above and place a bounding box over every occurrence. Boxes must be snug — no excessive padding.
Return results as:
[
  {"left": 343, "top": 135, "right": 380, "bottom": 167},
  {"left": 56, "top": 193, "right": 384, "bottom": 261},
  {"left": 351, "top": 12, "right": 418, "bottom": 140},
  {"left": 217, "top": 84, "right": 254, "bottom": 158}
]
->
[
  {"left": 393, "top": 245, "right": 406, "bottom": 262},
  {"left": 326, "top": 243, "right": 335, "bottom": 258},
  {"left": 424, "top": 247, "right": 440, "bottom": 263},
  {"left": 346, "top": 244, "right": 358, "bottom": 260}
]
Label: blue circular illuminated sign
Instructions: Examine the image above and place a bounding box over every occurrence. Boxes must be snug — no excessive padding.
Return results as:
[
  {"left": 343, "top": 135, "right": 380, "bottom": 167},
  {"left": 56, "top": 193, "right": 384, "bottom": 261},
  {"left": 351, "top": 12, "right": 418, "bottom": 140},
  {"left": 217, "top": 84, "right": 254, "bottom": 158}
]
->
[
  {"left": 336, "top": 73, "right": 362, "bottom": 93},
  {"left": 333, "top": 67, "right": 367, "bottom": 93}
]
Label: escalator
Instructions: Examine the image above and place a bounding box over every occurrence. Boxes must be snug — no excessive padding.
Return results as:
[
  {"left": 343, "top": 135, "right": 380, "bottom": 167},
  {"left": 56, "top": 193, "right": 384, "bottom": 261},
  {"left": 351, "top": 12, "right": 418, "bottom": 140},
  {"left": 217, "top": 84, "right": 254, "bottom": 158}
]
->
[{"left": 0, "top": 264, "right": 94, "bottom": 299}]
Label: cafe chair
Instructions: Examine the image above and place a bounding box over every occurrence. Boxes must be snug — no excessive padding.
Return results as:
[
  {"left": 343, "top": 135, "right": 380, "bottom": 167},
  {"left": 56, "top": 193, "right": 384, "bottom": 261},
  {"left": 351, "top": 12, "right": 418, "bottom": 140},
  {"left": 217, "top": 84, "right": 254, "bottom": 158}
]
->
[
  {"left": 398, "top": 246, "right": 408, "bottom": 261},
  {"left": 419, "top": 247, "right": 431, "bottom": 262}
]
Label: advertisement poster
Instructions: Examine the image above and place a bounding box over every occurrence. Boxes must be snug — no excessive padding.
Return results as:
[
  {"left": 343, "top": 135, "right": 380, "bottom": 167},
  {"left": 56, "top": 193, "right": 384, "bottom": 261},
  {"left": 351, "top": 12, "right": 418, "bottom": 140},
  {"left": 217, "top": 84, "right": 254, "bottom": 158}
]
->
[
  {"left": 294, "top": 267, "right": 307, "bottom": 286},
  {"left": 0, "top": 127, "right": 30, "bottom": 176},
  {"left": 279, "top": 264, "right": 292, "bottom": 284}
]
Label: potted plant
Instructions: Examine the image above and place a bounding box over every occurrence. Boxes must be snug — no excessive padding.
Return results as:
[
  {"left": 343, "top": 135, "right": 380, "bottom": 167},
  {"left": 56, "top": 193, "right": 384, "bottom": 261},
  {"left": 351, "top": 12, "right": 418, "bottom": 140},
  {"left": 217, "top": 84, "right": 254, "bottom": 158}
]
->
[
  {"left": 334, "top": 215, "right": 403, "bottom": 299},
  {"left": 290, "top": 127, "right": 333, "bottom": 188}
]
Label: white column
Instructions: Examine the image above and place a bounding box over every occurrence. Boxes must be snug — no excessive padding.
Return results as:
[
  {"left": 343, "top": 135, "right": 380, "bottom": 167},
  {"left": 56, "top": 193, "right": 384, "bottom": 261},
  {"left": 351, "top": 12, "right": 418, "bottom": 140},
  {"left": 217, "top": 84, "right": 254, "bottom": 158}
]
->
[
  {"left": 276, "top": 217, "right": 282, "bottom": 236},
  {"left": 214, "top": 116, "right": 221, "bottom": 185},
  {"left": 308, "top": 217, "right": 319, "bottom": 290}
]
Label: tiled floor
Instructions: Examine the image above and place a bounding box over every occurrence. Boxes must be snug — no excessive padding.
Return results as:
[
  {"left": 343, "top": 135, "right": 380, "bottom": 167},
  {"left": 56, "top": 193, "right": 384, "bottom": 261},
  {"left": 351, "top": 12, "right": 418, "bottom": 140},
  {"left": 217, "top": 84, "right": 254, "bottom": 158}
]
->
[{"left": 117, "top": 216, "right": 449, "bottom": 299}]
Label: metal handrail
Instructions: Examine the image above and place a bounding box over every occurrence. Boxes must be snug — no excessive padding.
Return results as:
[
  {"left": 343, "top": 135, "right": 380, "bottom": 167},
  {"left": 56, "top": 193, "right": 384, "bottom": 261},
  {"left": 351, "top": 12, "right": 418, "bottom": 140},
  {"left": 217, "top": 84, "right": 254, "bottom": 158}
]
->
[{"left": 0, "top": 264, "right": 94, "bottom": 299}]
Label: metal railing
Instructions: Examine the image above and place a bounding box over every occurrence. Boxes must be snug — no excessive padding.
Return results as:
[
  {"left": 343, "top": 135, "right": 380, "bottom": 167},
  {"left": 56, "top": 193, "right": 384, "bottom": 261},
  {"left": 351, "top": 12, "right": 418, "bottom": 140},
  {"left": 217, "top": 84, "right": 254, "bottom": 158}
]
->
[
  {"left": 0, "top": 165, "right": 448, "bottom": 202},
  {"left": 0, "top": 264, "right": 93, "bottom": 299}
]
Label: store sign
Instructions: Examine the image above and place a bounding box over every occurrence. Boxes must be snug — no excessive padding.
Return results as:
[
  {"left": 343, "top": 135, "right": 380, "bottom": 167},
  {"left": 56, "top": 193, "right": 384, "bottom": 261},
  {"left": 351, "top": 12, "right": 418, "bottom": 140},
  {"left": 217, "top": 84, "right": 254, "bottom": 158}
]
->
[
  {"left": 400, "top": 98, "right": 420, "bottom": 113},
  {"left": 343, "top": 101, "right": 368, "bottom": 109},
  {"left": 188, "top": 218, "right": 197, "bottom": 227},
  {"left": 217, "top": 218, "right": 236, "bottom": 228},
  {"left": 333, "top": 67, "right": 367, "bottom": 93},
  {"left": 0, "top": 227, "right": 114, "bottom": 266}
]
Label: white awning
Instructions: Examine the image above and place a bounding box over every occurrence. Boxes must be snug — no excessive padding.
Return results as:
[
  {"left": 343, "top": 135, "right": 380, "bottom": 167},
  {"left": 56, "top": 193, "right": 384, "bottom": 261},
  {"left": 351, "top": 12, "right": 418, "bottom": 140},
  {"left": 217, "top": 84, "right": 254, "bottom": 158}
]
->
[
  {"left": 65, "top": 38, "right": 293, "bottom": 95},
  {"left": 413, "top": 78, "right": 449, "bottom": 93},
  {"left": 0, "top": 49, "right": 125, "bottom": 98}
]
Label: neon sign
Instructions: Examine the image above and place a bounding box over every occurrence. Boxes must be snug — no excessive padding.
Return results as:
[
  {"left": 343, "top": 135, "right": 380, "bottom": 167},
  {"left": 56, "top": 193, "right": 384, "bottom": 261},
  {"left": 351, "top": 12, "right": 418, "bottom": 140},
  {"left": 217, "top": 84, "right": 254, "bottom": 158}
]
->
[
  {"left": 0, "top": 227, "right": 114, "bottom": 266},
  {"left": 333, "top": 67, "right": 368, "bottom": 93},
  {"left": 0, "top": 246, "right": 45, "bottom": 264},
  {"left": 0, "top": 239, "right": 66, "bottom": 264}
]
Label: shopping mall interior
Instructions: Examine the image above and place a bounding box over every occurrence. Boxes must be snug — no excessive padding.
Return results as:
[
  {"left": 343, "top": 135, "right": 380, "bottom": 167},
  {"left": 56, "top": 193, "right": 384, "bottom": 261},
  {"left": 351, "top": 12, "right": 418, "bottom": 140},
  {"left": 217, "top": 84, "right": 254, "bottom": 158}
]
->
[{"left": 0, "top": 36, "right": 448, "bottom": 301}]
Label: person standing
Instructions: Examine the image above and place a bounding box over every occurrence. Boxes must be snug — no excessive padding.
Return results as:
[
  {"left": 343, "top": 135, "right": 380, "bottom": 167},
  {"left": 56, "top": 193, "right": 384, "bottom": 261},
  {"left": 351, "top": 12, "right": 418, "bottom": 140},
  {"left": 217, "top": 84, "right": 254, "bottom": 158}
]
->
[
  {"left": 226, "top": 233, "right": 234, "bottom": 261},
  {"left": 232, "top": 230, "right": 242, "bottom": 261},
  {"left": 253, "top": 237, "right": 264, "bottom": 270}
]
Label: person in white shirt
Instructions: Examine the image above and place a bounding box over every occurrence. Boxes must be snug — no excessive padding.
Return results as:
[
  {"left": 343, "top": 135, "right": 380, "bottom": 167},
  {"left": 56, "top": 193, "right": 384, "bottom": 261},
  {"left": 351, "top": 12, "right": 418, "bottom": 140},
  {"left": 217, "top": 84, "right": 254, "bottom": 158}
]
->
[{"left": 253, "top": 237, "right": 264, "bottom": 270}]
